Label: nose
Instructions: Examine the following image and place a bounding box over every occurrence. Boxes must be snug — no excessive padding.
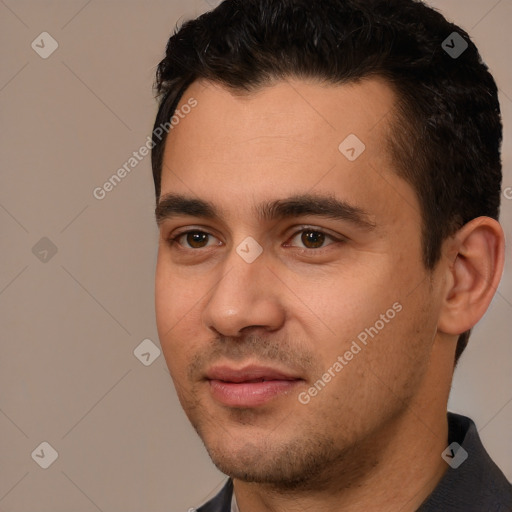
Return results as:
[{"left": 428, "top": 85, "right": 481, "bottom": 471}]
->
[{"left": 201, "top": 247, "right": 286, "bottom": 338}]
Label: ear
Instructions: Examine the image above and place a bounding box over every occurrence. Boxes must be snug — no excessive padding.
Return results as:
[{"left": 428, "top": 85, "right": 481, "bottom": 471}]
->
[{"left": 437, "top": 216, "right": 505, "bottom": 336}]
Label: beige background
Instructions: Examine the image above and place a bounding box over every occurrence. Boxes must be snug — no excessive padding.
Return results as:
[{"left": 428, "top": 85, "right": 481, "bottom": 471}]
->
[{"left": 0, "top": 1, "right": 510, "bottom": 511}]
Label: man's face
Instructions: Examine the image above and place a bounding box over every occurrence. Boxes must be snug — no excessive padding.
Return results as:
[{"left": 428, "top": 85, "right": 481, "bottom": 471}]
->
[{"left": 155, "top": 78, "right": 443, "bottom": 487}]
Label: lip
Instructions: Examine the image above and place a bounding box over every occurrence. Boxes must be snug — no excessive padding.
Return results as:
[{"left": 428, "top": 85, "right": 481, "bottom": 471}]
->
[
  {"left": 206, "top": 364, "right": 300, "bottom": 383},
  {"left": 206, "top": 364, "right": 303, "bottom": 407}
]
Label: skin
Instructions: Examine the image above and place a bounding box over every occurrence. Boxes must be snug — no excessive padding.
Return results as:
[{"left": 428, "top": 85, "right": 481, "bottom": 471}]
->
[{"left": 154, "top": 78, "right": 504, "bottom": 511}]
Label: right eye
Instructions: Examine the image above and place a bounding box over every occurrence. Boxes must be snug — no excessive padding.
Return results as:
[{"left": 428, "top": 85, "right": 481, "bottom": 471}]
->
[{"left": 168, "top": 230, "right": 222, "bottom": 250}]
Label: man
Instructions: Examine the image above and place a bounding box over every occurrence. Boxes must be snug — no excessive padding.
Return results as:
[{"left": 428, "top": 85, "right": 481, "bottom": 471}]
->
[{"left": 151, "top": 0, "right": 511, "bottom": 510}]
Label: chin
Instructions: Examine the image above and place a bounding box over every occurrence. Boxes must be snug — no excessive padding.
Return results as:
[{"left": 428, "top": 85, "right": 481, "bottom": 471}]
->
[{"left": 198, "top": 426, "right": 343, "bottom": 491}]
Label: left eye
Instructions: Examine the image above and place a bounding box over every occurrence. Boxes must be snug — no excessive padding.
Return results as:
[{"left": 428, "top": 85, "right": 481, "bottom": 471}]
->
[{"left": 287, "top": 229, "right": 338, "bottom": 250}]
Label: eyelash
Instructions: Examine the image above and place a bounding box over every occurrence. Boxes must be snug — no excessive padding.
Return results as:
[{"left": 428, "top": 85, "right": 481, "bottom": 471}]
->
[{"left": 166, "top": 227, "right": 343, "bottom": 253}]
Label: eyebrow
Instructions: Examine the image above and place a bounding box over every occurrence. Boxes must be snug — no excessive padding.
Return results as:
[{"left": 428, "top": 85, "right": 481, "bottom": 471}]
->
[{"left": 155, "top": 193, "right": 376, "bottom": 230}]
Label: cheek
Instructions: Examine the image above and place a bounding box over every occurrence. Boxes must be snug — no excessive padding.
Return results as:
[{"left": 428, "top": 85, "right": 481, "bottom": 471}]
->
[
  {"left": 154, "top": 257, "right": 176, "bottom": 336},
  {"left": 293, "top": 258, "right": 429, "bottom": 382},
  {"left": 296, "top": 269, "right": 398, "bottom": 340},
  {"left": 155, "top": 256, "right": 200, "bottom": 374},
  {"left": 155, "top": 251, "right": 200, "bottom": 330}
]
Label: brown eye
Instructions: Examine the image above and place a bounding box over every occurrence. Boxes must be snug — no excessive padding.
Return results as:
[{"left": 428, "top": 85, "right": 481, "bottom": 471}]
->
[
  {"left": 185, "top": 232, "right": 210, "bottom": 248},
  {"left": 288, "top": 228, "right": 338, "bottom": 250},
  {"left": 170, "top": 230, "right": 218, "bottom": 249},
  {"left": 301, "top": 230, "right": 326, "bottom": 249}
]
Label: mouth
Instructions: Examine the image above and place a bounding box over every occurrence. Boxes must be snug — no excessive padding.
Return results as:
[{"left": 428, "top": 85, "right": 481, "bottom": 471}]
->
[{"left": 205, "top": 364, "right": 303, "bottom": 407}]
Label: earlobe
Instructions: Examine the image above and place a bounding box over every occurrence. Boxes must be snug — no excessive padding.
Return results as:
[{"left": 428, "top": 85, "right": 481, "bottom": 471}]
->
[{"left": 437, "top": 217, "right": 505, "bottom": 336}]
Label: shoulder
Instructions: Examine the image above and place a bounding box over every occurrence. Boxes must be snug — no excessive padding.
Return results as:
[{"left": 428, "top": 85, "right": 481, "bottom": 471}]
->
[{"left": 419, "top": 413, "right": 512, "bottom": 511}]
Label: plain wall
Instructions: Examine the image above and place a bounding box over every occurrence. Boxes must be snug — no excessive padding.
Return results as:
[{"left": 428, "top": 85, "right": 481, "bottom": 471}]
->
[{"left": 0, "top": 1, "right": 510, "bottom": 510}]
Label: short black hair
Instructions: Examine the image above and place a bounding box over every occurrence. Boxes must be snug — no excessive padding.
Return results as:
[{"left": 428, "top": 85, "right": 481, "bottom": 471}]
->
[{"left": 151, "top": 0, "right": 502, "bottom": 364}]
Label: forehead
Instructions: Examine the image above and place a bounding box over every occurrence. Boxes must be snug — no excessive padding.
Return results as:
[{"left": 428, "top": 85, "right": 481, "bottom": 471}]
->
[
  {"left": 159, "top": 77, "right": 418, "bottom": 227},
  {"left": 164, "top": 77, "right": 397, "bottom": 157}
]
